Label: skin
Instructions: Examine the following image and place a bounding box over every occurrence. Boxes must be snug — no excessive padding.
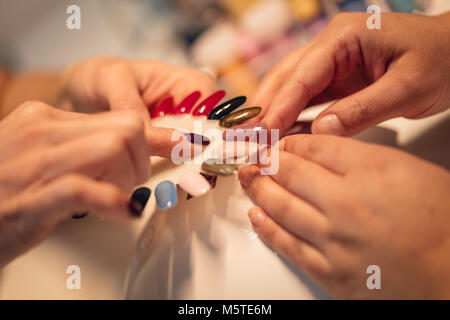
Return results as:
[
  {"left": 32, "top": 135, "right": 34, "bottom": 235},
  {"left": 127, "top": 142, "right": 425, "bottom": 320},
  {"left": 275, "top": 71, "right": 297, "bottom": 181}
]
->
[
  {"left": 0, "top": 102, "right": 150, "bottom": 266},
  {"left": 1, "top": 57, "right": 217, "bottom": 157},
  {"left": 0, "top": 58, "right": 217, "bottom": 265},
  {"left": 249, "top": 12, "right": 450, "bottom": 137},
  {"left": 238, "top": 12, "right": 450, "bottom": 298},
  {"left": 239, "top": 135, "right": 450, "bottom": 299}
]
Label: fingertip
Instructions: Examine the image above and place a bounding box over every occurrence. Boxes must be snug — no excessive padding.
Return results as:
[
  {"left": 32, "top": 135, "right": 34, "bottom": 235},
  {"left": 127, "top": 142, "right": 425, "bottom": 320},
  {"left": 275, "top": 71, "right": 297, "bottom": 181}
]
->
[{"left": 248, "top": 206, "right": 266, "bottom": 228}]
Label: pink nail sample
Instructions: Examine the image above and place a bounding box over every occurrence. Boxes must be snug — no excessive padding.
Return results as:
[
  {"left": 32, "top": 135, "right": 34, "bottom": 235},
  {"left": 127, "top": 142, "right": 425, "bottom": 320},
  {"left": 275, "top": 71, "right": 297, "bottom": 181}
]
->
[
  {"left": 222, "top": 123, "right": 267, "bottom": 141},
  {"left": 151, "top": 96, "right": 174, "bottom": 118},
  {"left": 178, "top": 171, "right": 211, "bottom": 197},
  {"left": 191, "top": 90, "right": 226, "bottom": 116},
  {"left": 172, "top": 91, "right": 201, "bottom": 114}
]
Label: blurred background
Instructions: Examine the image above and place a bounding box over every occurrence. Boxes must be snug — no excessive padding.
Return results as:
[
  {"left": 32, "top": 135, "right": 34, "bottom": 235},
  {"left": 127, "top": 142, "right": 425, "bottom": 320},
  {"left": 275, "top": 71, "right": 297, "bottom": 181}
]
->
[{"left": 1, "top": 0, "right": 449, "bottom": 99}]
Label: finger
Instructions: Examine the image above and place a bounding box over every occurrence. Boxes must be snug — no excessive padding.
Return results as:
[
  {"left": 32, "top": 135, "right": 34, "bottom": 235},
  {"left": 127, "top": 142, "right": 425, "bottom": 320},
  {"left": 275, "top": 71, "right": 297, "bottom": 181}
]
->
[
  {"left": 26, "top": 131, "right": 142, "bottom": 192},
  {"left": 261, "top": 150, "right": 341, "bottom": 209},
  {"left": 312, "top": 64, "right": 417, "bottom": 136},
  {"left": 248, "top": 206, "right": 331, "bottom": 280},
  {"left": 29, "top": 174, "right": 137, "bottom": 222},
  {"left": 239, "top": 165, "right": 329, "bottom": 247},
  {"left": 37, "top": 110, "right": 150, "bottom": 183},
  {"left": 146, "top": 126, "right": 205, "bottom": 159},
  {"left": 248, "top": 46, "right": 307, "bottom": 123},
  {"left": 262, "top": 43, "right": 337, "bottom": 134},
  {"left": 134, "top": 62, "right": 217, "bottom": 108},
  {"left": 98, "top": 64, "right": 152, "bottom": 127},
  {"left": 279, "top": 134, "right": 360, "bottom": 175}
]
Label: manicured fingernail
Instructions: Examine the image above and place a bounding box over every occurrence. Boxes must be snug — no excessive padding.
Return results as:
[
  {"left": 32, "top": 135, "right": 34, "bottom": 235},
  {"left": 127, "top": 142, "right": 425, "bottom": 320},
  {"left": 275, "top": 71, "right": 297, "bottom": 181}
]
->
[
  {"left": 313, "top": 114, "right": 345, "bottom": 136},
  {"left": 249, "top": 209, "right": 265, "bottom": 227},
  {"left": 219, "top": 107, "right": 261, "bottom": 128},
  {"left": 178, "top": 172, "right": 211, "bottom": 197},
  {"left": 128, "top": 187, "right": 151, "bottom": 217},
  {"left": 183, "top": 133, "right": 211, "bottom": 146},
  {"left": 151, "top": 96, "right": 174, "bottom": 118},
  {"left": 222, "top": 122, "right": 267, "bottom": 141},
  {"left": 155, "top": 180, "right": 177, "bottom": 210},
  {"left": 208, "top": 96, "right": 247, "bottom": 120},
  {"left": 172, "top": 91, "right": 201, "bottom": 114},
  {"left": 284, "top": 121, "right": 312, "bottom": 136},
  {"left": 72, "top": 212, "right": 88, "bottom": 219},
  {"left": 201, "top": 158, "right": 238, "bottom": 176},
  {"left": 192, "top": 90, "right": 226, "bottom": 116}
]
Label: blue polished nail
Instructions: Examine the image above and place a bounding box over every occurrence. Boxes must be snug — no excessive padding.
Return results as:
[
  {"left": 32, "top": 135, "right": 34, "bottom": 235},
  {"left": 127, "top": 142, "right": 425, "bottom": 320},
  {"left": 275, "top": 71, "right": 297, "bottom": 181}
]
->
[{"left": 155, "top": 180, "right": 177, "bottom": 210}]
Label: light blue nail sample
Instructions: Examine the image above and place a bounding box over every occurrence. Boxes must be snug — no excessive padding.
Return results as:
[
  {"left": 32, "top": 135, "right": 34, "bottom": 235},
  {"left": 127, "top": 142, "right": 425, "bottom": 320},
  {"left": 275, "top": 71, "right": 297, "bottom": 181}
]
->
[{"left": 155, "top": 180, "right": 177, "bottom": 210}]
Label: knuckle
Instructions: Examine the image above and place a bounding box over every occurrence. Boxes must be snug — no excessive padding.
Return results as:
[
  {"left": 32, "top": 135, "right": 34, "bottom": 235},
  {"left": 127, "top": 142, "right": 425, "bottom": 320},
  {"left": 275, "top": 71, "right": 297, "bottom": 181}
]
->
[
  {"left": 56, "top": 175, "right": 87, "bottom": 202},
  {"left": 16, "top": 101, "right": 51, "bottom": 119}
]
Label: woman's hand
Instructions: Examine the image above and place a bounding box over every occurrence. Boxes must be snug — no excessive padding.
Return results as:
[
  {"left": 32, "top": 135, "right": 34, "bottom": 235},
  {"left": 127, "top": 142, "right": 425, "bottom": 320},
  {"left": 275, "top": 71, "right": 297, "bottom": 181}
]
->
[
  {"left": 250, "top": 12, "right": 450, "bottom": 137},
  {"left": 239, "top": 134, "right": 450, "bottom": 299},
  {"left": 0, "top": 101, "right": 151, "bottom": 266},
  {"left": 61, "top": 57, "right": 217, "bottom": 157}
]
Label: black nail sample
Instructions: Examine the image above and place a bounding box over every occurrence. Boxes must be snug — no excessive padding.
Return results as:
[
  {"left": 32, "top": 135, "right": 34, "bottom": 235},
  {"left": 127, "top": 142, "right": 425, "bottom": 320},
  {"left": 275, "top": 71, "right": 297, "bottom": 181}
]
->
[
  {"left": 72, "top": 212, "right": 89, "bottom": 219},
  {"left": 129, "top": 187, "right": 151, "bottom": 217},
  {"left": 184, "top": 133, "right": 211, "bottom": 146},
  {"left": 207, "top": 96, "right": 247, "bottom": 120}
]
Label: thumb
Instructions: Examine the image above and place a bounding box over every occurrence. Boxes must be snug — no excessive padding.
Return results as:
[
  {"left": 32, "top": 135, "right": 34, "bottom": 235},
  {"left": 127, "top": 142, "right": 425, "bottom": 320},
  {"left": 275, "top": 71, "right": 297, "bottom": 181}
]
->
[{"left": 312, "top": 71, "right": 413, "bottom": 136}]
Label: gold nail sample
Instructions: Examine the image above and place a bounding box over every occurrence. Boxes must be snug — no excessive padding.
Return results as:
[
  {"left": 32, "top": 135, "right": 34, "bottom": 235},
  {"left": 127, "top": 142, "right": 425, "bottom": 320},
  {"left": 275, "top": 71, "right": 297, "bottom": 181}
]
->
[
  {"left": 201, "top": 158, "right": 238, "bottom": 176},
  {"left": 219, "top": 107, "right": 262, "bottom": 128}
]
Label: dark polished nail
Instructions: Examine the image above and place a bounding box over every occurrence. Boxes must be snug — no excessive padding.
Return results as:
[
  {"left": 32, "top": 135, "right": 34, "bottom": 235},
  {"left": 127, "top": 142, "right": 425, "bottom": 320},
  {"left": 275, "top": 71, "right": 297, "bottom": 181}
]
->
[
  {"left": 200, "top": 172, "right": 217, "bottom": 188},
  {"left": 151, "top": 96, "right": 174, "bottom": 118},
  {"left": 192, "top": 90, "right": 226, "bottom": 116},
  {"left": 219, "top": 107, "right": 262, "bottom": 128},
  {"left": 172, "top": 91, "right": 201, "bottom": 114},
  {"left": 72, "top": 212, "right": 89, "bottom": 219},
  {"left": 129, "top": 187, "right": 151, "bottom": 217},
  {"left": 184, "top": 133, "right": 211, "bottom": 146},
  {"left": 284, "top": 121, "right": 312, "bottom": 136},
  {"left": 208, "top": 96, "right": 247, "bottom": 120}
]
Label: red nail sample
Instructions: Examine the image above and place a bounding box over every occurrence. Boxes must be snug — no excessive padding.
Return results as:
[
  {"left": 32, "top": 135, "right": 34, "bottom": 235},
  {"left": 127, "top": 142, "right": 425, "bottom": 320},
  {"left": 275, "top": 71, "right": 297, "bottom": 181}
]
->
[
  {"left": 151, "top": 96, "right": 174, "bottom": 118},
  {"left": 191, "top": 90, "right": 226, "bottom": 116},
  {"left": 172, "top": 91, "right": 201, "bottom": 114}
]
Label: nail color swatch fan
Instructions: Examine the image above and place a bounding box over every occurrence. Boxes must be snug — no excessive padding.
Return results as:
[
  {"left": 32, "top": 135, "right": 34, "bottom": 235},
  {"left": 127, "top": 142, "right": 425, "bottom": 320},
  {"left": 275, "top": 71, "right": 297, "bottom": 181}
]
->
[{"left": 125, "top": 110, "right": 328, "bottom": 299}]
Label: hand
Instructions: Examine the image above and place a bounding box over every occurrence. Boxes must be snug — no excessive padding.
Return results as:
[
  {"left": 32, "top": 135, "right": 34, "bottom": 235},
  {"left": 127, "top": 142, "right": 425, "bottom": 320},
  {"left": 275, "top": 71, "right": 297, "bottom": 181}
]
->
[
  {"left": 239, "top": 134, "right": 450, "bottom": 298},
  {"left": 250, "top": 12, "right": 450, "bottom": 137},
  {"left": 61, "top": 57, "right": 217, "bottom": 157},
  {"left": 0, "top": 101, "right": 150, "bottom": 266}
]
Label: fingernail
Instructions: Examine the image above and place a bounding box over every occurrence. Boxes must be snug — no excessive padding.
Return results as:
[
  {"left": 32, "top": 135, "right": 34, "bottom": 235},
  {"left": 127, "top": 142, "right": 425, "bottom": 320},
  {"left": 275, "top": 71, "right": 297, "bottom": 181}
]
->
[
  {"left": 129, "top": 187, "right": 151, "bottom": 217},
  {"left": 239, "top": 167, "right": 259, "bottom": 188},
  {"left": 72, "top": 212, "right": 89, "bottom": 219},
  {"left": 201, "top": 158, "right": 238, "bottom": 176},
  {"left": 248, "top": 209, "right": 265, "bottom": 227},
  {"left": 219, "top": 107, "right": 262, "bottom": 128},
  {"left": 208, "top": 96, "right": 246, "bottom": 120},
  {"left": 183, "top": 133, "right": 211, "bottom": 146},
  {"left": 222, "top": 122, "right": 267, "bottom": 141},
  {"left": 155, "top": 180, "right": 177, "bottom": 210},
  {"left": 172, "top": 91, "right": 201, "bottom": 114},
  {"left": 192, "top": 90, "right": 226, "bottom": 116},
  {"left": 313, "top": 114, "right": 345, "bottom": 136},
  {"left": 284, "top": 121, "right": 312, "bottom": 136},
  {"left": 178, "top": 172, "right": 211, "bottom": 197},
  {"left": 151, "top": 96, "right": 174, "bottom": 118}
]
